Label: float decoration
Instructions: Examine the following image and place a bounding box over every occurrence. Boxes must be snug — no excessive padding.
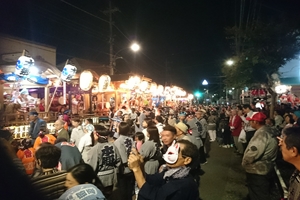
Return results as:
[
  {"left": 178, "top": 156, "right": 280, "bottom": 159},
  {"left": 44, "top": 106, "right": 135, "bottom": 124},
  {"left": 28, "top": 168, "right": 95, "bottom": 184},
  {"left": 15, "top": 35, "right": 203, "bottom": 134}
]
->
[
  {"left": 61, "top": 59, "right": 77, "bottom": 82},
  {"left": 15, "top": 50, "right": 34, "bottom": 77},
  {"left": 80, "top": 70, "right": 93, "bottom": 91},
  {"left": 98, "top": 75, "right": 111, "bottom": 92}
]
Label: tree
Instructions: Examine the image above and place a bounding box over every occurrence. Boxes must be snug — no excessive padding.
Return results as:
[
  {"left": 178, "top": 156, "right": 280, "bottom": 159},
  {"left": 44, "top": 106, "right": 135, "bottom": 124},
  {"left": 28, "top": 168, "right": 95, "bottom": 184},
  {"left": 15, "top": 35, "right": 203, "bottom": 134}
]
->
[{"left": 223, "top": 1, "right": 300, "bottom": 117}]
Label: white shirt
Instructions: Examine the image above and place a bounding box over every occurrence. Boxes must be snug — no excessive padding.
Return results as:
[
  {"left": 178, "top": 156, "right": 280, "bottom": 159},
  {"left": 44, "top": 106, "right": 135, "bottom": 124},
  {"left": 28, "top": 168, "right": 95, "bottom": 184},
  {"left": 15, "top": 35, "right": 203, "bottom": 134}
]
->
[{"left": 77, "top": 133, "right": 92, "bottom": 153}]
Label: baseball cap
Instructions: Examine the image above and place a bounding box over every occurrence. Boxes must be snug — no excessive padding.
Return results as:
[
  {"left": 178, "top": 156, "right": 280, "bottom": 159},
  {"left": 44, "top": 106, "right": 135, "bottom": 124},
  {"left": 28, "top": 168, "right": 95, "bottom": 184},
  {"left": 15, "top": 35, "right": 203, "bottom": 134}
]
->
[{"left": 246, "top": 112, "right": 266, "bottom": 122}]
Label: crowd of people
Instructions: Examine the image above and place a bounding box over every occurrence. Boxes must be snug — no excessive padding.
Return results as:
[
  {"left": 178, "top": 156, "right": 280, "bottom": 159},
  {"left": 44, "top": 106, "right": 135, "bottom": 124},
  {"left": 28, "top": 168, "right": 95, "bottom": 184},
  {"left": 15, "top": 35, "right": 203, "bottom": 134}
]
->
[{"left": 1, "top": 102, "right": 300, "bottom": 200}]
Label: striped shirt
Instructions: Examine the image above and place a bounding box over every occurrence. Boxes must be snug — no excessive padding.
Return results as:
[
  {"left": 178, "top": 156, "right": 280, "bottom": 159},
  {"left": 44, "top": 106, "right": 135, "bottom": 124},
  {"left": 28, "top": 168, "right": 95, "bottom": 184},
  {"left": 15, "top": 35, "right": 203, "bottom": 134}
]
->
[{"left": 31, "top": 169, "right": 67, "bottom": 200}]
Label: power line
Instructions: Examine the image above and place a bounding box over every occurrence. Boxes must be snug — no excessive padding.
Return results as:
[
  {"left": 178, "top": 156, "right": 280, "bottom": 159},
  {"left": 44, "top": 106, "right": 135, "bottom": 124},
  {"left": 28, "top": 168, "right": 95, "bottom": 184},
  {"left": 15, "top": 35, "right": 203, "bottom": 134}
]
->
[{"left": 60, "top": 0, "right": 131, "bottom": 42}]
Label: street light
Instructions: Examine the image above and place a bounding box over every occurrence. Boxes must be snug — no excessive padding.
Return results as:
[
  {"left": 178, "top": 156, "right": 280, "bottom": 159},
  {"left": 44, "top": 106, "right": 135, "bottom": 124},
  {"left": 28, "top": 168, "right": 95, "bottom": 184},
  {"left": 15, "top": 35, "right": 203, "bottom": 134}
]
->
[
  {"left": 110, "top": 43, "right": 141, "bottom": 75},
  {"left": 226, "top": 59, "right": 234, "bottom": 66},
  {"left": 130, "top": 43, "right": 140, "bottom": 52}
]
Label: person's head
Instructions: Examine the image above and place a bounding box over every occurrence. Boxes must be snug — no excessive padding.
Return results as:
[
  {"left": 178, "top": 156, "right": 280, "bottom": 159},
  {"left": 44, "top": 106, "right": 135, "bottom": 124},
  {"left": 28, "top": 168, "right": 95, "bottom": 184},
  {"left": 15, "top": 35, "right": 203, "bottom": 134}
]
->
[
  {"left": 65, "top": 163, "right": 102, "bottom": 190},
  {"left": 231, "top": 109, "right": 237, "bottom": 116},
  {"left": 85, "top": 118, "right": 93, "bottom": 125},
  {"left": 175, "top": 122, "right": 188, "bottom": 137},
  {"left": 134, "top": 132, "right": 145, "bottom": 142},
  {"left": 94, "top": 128, "right": 110, "bottom": 143},
  {"left": 285, "top": 114, "right": 295, "bottom": 124},
  {"left": 291, "top": 111, "right": 300, "bottom": 122},
  {"left": 280, "top": 127, "right": 300, "bottom": 165},
  {"left": 147, "top": 126, "right": 160, "bottom": 145},
  {"left": 118, "top": 122, "right": 130, "bottom": 136},
  {"left": 178, "top": 112, "right": 186, "bottom": 121},
  {"left": 58, "top": 114, "right": 64, "bottom": 121},
  {"left": 145, "top": 108, "right": 151, "bottom": 115},
  {"left": 246, "top": 112, "right": 266, "bottom": 129},
  {"left": 123, "top": 114, "right": 130, "bottom": 122},
  {"left": 161, "top": 125, "right": 177, "bottom": 147},
  {"left": 117, "top": 111, "right": 123, "bottom": 117},
  {"left": 154, "top": 116, "right": 164, "bottom": 124},
  {"left": 71, "top": 118, "right": 81, "bottom": 127},
  {"left": 29, "top": 111, "right": 39, "bottom": 122},
  {"left": 265, "top": 118, "right": 275, "bottom": 127},
  {"left": 242, "top": 104, "right": 252, "bottom": 114},
  {"left": 164, "top": 140, "right": 199, "bottom": 169},
  {"left": 54, "top": 120, "right": 64, "bottom": 131},
  {"left": 142, "top": 118, "right": 154, "bottom": 128},
  {"left": 35, "top": 144, "right": 61, "bottom": 169}
]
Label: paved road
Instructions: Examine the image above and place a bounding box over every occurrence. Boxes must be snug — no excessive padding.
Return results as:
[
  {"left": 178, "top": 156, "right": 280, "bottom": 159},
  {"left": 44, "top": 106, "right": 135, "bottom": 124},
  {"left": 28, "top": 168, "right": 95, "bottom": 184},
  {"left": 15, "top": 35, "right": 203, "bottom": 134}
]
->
[
  {"left": 199, "top": 142, "right": 248, "bottom": 200},
  {"left": 199, "top": 141, "right": 283, "bottom": 200}
]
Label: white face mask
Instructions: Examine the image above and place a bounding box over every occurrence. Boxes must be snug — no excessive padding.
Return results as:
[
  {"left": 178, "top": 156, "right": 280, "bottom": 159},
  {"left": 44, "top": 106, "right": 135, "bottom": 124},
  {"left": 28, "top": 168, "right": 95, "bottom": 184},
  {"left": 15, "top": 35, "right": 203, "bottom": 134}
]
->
[{"left": 163, "top": 140, "right": 179, "bottom": 164}]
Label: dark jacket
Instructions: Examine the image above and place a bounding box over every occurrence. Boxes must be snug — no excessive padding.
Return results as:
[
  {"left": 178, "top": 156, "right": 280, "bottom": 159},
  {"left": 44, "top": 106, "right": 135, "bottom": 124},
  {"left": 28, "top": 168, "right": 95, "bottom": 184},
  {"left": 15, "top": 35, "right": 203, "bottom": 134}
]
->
[
  {"left": 29, "top": 118, "right": 47, "bottom": 139},
  {"left": 138, "top": 171, "right": 199, "bottom": 200}
]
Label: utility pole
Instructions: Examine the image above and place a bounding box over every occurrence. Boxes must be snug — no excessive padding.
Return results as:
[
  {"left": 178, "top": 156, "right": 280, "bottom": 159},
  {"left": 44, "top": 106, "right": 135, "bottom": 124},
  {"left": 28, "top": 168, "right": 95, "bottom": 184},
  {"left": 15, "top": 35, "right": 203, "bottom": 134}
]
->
[{"left": 103, "top": 0, "right": 119, "bottom": 75}]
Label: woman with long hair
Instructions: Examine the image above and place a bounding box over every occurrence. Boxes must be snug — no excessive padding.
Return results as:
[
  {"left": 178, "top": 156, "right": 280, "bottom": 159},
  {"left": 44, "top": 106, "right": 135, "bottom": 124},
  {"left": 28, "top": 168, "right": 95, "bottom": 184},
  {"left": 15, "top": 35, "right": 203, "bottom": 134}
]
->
[
  {"left": 142, "top": 117, "right": 155, "bottom": 141},
  {"left": 139, "top": 126, "right": 162, "bottom": 175},
  {"left": 59, "top": 163, "right": 105, "bottom": 200}
]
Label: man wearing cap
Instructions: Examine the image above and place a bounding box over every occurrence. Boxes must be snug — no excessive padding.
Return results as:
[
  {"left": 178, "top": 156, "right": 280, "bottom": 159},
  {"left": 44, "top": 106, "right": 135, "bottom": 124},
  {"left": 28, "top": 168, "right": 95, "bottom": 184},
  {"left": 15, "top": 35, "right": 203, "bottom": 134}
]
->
[
  {"left": 242, "top": 112, "right": 278, "bottom": 200},
  {"left": 28, "top": 110, "right": 46, "bottom": 143}
]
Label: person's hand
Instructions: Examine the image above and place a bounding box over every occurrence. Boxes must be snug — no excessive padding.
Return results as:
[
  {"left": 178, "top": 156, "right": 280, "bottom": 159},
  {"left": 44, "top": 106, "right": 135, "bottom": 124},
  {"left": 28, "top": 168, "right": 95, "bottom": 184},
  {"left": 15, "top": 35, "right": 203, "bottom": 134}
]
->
[
  {"left": 277, "top": 136, "right": 283, "bottom": 146},
  {"left": 128, "top": 150, "right": 143, "bottom": 172}
]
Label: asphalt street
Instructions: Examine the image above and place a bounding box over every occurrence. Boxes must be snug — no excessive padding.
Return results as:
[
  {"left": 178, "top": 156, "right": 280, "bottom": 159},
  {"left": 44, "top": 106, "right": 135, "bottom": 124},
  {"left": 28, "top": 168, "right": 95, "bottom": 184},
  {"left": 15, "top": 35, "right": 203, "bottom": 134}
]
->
[
  {"left": 200, "top": 141, "right": 248, "bottom": 200},
  {"left": 199, "top": 141, "right": 282, "bottom": 200}
]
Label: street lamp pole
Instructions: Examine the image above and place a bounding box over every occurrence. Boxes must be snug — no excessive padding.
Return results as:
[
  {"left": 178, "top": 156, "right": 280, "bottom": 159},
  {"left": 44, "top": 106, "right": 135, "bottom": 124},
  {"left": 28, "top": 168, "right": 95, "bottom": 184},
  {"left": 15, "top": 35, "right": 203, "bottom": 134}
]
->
[{"left": 110, "top": 43, "right": 140, "bottom": 75}]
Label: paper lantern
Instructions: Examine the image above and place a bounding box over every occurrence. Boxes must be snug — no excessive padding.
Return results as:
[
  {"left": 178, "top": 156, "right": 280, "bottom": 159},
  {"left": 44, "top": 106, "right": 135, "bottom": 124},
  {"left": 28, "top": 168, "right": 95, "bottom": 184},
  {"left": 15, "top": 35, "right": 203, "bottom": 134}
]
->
[
  {"left": 80, "top": 70, "right": 93, "bottom": 91},
  {"left": 139, "top": 81, "right": 149, "bottom": 91},
  {"left": 61, "top": 63, "right": 77, "bottom": 82},
  {"left": 157, "top": 85, "right": 164, "bottom": 95},
  {"left": 149, "top": 82, "right": 157, "bottom": 94},
  {"left": 16, "top": 55, "right": 34, "bottom": 76},
  {"left": 127, "top": 76, "right": 141, "bottom": 89},
  {"left": 98, "top": 75, "right": 111, "bottom": 92}
]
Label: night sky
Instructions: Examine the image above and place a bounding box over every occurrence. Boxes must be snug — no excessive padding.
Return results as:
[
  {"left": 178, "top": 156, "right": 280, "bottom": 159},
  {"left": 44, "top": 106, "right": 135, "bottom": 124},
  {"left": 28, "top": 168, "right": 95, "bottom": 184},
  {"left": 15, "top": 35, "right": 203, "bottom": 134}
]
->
[{"left": 0, "top": 0, "right": 299, "bottom": 93}]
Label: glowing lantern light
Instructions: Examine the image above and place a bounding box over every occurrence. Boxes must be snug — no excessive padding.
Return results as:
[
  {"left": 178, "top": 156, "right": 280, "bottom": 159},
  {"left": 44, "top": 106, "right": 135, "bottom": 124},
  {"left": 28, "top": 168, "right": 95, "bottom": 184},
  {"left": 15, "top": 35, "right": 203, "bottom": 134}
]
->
[
  {"left": 127, "top": 76, "right": 141, "bottom": 90},
  {"left": 150, "top": 82, "right": 157, "bottom": 93},
  {"left": 188, "top": 94, "right": 194, "bottom": 100},
  {"left": 139, "top": 81, "right": 149, "bottom": 91},
  {"left": 61, "top": 60, "right": 77, "bottom": 82},
  {"left": 157, "top": 85, "right": 164, "bottom": 95},
  {"left": 120, "top": 83, "right": 127, "bottom": 89},
  {"left": 15, "top": 50, "right": 35, "bottom": 76},
  {"left": 98, "top": 75, "right": 111, "bottom": 92},
  {"left": 275, "top": 85, "right": 291, "bottom": 94},
  {"left": 80, "top": 70, "right": 93, "bottom": 91}
]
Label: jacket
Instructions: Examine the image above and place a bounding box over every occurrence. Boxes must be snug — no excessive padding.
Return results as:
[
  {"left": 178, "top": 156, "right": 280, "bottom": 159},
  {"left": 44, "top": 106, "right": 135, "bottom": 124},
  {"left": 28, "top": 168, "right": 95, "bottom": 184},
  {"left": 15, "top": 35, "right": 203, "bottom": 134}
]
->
[
  {"left": 229, "top": 115, "right": 242, "bottom": 136},
  {"left": 138, "top": 171, "right": 199, "bottom": 200},
  {"left": 29, "top": 118, "right": 47, "bottom": 139},
  {"left": 242, "top": 126, "right": 278, "bottom": 175}
]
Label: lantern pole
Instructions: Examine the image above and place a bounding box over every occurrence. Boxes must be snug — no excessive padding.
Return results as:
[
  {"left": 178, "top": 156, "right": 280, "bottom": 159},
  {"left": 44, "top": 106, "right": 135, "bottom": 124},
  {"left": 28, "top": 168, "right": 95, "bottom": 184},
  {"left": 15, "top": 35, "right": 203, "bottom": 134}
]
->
[{"left": 46, "top": 86, "right": 58, "bottom": 113}]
